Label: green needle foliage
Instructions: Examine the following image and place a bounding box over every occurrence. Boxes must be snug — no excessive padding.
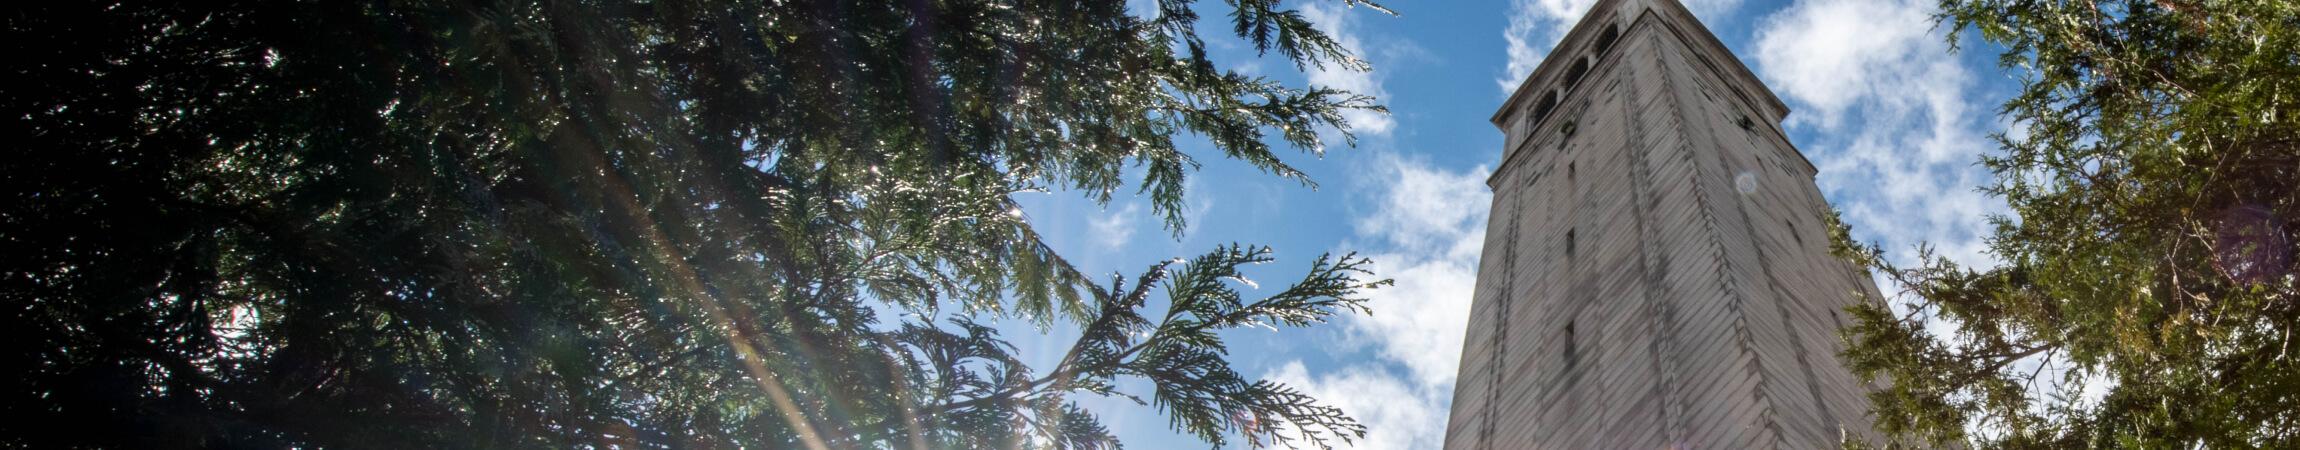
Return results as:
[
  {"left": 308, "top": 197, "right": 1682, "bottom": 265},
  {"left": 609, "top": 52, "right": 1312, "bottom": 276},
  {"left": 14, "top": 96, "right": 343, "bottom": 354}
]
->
[
  {"left": 0, "top": 0, "right": 1393, "bottom": 448},
  {"left": 1832, "top": 0, "right": 2298, "bottom": 448},
  {"left": 895, "top": 245, "right": 1385, "bottom": 449}
]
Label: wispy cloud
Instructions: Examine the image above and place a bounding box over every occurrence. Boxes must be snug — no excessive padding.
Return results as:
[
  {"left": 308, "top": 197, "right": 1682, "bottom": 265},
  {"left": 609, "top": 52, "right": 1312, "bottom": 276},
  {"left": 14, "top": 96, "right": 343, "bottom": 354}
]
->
[
  {"left": 1751, "top": 0, "right": 1935, "bottom": 128},
  {"left": 1343, "top": 157, "right": 1489, "bottom": 388},
  {"left": 1501, "top": 0, "right": 1743, "bottom": 94},
  {"left": 1267, "top": 362, "right": 1448, "bottom": 450},
  {"left": 1238, "top": 8, "right": 1471, "bottom": 444},
  {"left": 1267, "top": 156, "right": 1490, "bottom": 449},
  {"left": 1299, "top": 2, "right": 1395, "bottom": 138},
  {"left": 1756, "top": 0, "right": 2110, "bottom": 423},
  {"left": 1180, "top": 178, "right": 1215, "bottom": 239},
  {"left": 1501, "top": 0, "right": 1598, "bottom": 93},
  {"left": 1751, "top": 0, "right": 2003, "bottom": 267},
  {"left": 1088, "top": 203, "right": 1143, "bottom": 250}
]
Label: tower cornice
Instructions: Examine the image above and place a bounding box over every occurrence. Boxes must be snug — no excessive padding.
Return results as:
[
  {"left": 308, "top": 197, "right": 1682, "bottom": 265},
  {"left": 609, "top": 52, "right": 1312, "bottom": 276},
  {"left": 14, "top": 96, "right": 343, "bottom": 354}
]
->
[
  {"left": 1490, "top": 0, "right": 1790, "bottom": 128},
  {"left": 1486, "top": 0, "right": 1811, "bottom": 190}
]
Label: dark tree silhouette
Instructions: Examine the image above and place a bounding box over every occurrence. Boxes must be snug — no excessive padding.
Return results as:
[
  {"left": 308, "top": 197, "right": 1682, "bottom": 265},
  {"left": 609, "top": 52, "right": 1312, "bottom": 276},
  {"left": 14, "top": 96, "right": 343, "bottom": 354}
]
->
[{"left": 1, "top": 0, "right": 1394, "bottom": 447}]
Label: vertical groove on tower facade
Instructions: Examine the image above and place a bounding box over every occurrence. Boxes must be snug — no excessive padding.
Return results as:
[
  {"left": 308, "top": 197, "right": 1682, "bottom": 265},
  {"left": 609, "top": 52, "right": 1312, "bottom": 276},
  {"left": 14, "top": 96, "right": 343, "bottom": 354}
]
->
[
  {"left": 1480, "top": 209, "right": 1518, "bottom": 450},
  {"left": 1620, "top": 44, "right": 1690, "bottom": 446},
  {"left": 1662, "top": 33, "right": 1784, "bottom": 447}
]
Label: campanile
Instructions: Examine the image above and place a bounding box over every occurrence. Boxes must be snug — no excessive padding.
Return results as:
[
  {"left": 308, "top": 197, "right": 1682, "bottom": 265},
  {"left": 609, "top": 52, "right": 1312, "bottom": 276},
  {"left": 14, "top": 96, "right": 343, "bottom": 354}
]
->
[{"left": 1444, "top": 0, "right": 1892, "bottom": 447}]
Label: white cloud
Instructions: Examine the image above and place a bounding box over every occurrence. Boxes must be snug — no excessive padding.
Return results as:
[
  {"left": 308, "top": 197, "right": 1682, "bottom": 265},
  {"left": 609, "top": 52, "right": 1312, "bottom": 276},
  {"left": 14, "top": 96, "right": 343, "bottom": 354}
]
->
[
  {"left": 1346, "top": 157, "right": 1490, "bottom": 388},
  {"left": 1266, "top": 362, "right": 1447, "bottom": 450},
  {"left": 1750, "top": 0, "right": 1935, "bottom": 127},
  {"left": 1501, "top": 0, "right": 1599, "bottom": 93},
  {"left": 1269, "top": 156, "right": 1490, "bottom": 449},
  {"left": 1181, "top": 178, "right": 1216, "bottom": 239},
  {"left": 1751, "top": 0, "right": 2004, "bottom": 267},
  {"left": 1088, "top": 203, "right": 1143, "bottom": 250},
  {"left": 1299, "top": 2, "right": 1395, "bottom": 137},
  {"left": 1502, "top": 0, "right": 1743, "bottom": 93},
  {"left": 1757, "top": 0, "right": 2064, "bottom": 430}
]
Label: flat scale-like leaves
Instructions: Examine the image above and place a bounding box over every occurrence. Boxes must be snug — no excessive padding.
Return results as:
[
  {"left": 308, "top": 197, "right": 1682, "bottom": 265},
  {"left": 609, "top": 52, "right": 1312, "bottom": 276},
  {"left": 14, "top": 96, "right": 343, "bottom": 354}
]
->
[{"left": 898, "top": 245, "right": 1386, "bottom": 449}]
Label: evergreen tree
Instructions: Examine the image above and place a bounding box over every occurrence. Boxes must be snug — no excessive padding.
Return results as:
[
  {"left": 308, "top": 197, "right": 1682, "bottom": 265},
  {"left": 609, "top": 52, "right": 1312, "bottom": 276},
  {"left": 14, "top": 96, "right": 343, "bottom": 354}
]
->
[
  {"left": 0, "top": 0, "right": 1393, "bottom": 447},
  {"left": 1832, "top": 0, "right": 2297, "bottom": 447}
]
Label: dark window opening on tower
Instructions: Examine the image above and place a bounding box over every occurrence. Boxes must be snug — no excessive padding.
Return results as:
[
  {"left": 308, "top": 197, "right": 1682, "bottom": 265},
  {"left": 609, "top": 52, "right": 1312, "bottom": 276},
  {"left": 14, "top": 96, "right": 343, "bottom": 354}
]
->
[
  {"left": 1566, "top": 57, "right": 1590, "bottom": 87},
  {"left": 1564, "top": 321, "right": 1578, "bottom": 370},
  {"left": 1566, "top": 228, "right": 1576, "bottom": 258},
  {"left": 1533, "top": 91, "right": 1559, "bottom": 127},
  {"left": 1596, "top": 24, "right": 1621, "bottom": 53}
]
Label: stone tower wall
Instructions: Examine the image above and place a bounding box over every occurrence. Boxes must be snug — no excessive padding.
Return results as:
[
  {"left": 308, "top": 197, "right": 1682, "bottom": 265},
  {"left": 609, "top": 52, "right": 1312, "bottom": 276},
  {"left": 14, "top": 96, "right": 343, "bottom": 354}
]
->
[{"left": 1443, "top": 0, "right": 1890, "bottom": 448}]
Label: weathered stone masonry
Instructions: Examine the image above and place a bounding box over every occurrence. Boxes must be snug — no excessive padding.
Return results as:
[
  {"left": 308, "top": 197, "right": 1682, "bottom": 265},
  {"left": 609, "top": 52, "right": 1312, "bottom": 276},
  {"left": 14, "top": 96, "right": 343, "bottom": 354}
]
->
[{"left": 1442, "top": 0, "right": 1894, "bottom": 448}]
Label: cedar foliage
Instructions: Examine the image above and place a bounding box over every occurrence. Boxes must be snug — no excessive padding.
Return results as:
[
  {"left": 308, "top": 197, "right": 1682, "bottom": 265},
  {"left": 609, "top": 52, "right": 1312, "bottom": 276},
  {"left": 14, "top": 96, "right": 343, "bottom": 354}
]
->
[
  {"left": 1832, "top": 0, "right": 2298, "bottom": 447},
  {"left": 0, "top": 0, "right": 1394, "bottom": 447}
]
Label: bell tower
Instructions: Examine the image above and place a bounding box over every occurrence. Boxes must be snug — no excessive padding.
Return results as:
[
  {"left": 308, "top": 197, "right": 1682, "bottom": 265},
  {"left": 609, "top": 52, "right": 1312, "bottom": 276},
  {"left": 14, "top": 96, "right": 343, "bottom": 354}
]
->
[{"left": 1444, "top": 0, "right": 1892, "bottom": 447}]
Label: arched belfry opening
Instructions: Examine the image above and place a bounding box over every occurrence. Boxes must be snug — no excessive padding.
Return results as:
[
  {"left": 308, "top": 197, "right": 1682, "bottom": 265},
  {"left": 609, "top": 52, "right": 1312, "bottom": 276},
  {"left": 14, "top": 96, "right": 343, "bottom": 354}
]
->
[
  {"left": 1564, "top": 57, "right": 1590, "bottom": 87},
  {"left": 1532, "top": 91, "right": 1559, "bottom": 126},
  {"left": 1596, "top": 23, "right": 1621, "bottom": 53}
]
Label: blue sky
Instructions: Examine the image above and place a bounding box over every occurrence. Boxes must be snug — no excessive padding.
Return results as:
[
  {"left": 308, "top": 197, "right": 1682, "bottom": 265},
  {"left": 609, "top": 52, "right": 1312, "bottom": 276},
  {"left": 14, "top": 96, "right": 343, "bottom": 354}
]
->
[{"left": 1002, "top": 0, "right": 2017, "bottom": 447}]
